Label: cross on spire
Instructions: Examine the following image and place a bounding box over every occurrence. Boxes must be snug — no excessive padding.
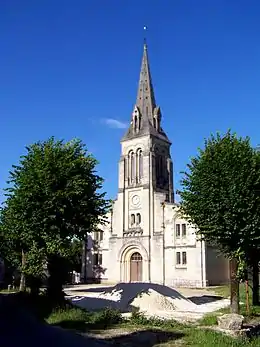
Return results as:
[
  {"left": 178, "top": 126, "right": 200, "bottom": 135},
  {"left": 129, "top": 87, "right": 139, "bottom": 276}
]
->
[{"left": 143, "top": 26, "right": 147, "bottom": 45}]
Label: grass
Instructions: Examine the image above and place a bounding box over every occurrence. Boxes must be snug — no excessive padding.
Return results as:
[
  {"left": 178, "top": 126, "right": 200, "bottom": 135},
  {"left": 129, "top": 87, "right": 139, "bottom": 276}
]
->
[
  {"left": 0, "top": 287, "right": 21, "bottom": 293},
  {"left": 47, "top": 306, "right": 123, "bottom": 331},
  {"left": 210, "top": 283, "right": 247, "bottom": 299},
  {"left": 198, "top": 308, "right": 229, "bottom": 326},
  {"left": 122, "top": 308, "right": 260, "bottom": 346},
  {"left": 207, "top": 284, "right": 260, "bottom": 321},
  {"left": 197, "top": 283, "right": 260, "bottom": 328},
  {"left": 45, "top": 302, "right": 260, "bottom": 346},
  {"left": 183, "top": 328, "right": 260, "bottom": 347}
]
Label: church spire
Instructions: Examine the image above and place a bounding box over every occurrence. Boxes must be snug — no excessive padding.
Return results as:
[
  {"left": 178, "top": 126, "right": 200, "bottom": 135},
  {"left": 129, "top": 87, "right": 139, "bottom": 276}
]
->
[
  {"left": 121, "top": 41, "right": 170, "bottom": 143},
  {"left": 135, "top": 43, "right": 156, "bottom": 121}
]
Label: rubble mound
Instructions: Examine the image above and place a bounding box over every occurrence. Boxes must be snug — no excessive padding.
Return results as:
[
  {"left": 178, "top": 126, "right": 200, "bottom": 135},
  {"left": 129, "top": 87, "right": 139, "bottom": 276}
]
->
[
  {"left": 130, "top": 288, "right": 176, "bottom": 312},
  {"left": 98, "top": 282, "right": 197, "bottom": 312},
  {"left": 68, "top": 282, "right": 230, "bottom": 321}
]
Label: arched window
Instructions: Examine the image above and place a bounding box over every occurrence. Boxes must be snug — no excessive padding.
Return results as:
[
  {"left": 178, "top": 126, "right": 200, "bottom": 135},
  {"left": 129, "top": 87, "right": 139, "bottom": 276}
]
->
[
  {"left": 139, "top": 150, "right": 143, "bottom": 179},
  {"left": 128, "top": 150, "right": 135, "bottom": 184},
  {"left": 139, "top": 115, "right": 142, "bottom": 130},
  {"left": 155, "top": 154, "right": 166, "bottom": 185},
  {"left": 124, "top": 157, "right": 128, "bottom": 181},
  {"left": 155, "top": 117, "right": 158, "bottom": 130},
  {"left": 130, "top": 214, "right": 135, "bottom": 227},
  {"left": 136, "top": 213, "right": 141, "bottom": 225},
  {"left": 136, "top": 149, "right": 143, "bottom": 183},
  {"left": 130, "top": 252, "right": 142, "bottom": 262},
  {"left": 131, "top": 151, "right": 135, "bottom": 182},
  {"left": 163, "top": 156, "right": 168, "bottom": 180},
  {"left": 128, "top": 151, "right": 132, "bottom": 183},
  {"left": 134, "top": 115, "right": 137, "bottom": 133}
]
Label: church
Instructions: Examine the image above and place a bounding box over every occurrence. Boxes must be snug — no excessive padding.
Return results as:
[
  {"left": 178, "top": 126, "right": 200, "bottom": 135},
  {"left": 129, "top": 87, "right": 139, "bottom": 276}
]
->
[{"left": 85, "top": 43, "right": 228, "bottom": 287}]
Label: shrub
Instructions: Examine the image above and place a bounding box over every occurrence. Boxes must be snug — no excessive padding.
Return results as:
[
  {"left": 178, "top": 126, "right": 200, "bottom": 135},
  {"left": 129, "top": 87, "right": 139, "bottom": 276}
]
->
[
  {"left": 90, "top": 307, "right": 123, "bottom": 328},
  {"left": 130, "top": 306, "right": 187, "bottom": 330},
  {"left": 130, "top": 307, "right": 164, "bottom": 326},
  {"left": 48, "top": 307, "right": 89, "bottom": 325},
  {"left": 130, "top": 307, "right": 150, "bottom": 325}
]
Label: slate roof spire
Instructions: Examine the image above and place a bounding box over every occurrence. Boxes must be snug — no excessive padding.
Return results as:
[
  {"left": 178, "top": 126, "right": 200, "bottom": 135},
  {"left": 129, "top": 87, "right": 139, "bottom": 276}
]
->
[
  {"left": 121, "top": 42, "right": 170, "bottom": 143},
  {"left": 135, "top": 42, "right": 156, "bottom": 122}
]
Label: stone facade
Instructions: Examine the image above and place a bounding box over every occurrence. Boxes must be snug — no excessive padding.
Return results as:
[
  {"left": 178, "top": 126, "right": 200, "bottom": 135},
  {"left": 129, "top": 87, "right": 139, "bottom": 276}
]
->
[{"left": 84, "top": 43, "right": 228, "bottom": 287}]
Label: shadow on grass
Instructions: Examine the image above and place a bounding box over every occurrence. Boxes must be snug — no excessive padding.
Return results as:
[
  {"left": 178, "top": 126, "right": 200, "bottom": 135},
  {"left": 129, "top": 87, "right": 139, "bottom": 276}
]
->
[
  {"left": 52, "top": 320, "right": 185, "bottom": 347},
  {"left": 101, "top": 329, "right": 185, "bottom": 347},
  {"left": 52, "top": 319, "right": 119, "bottom": 332},
  {"left": 52, "top": 320, "right": 91, "bottom": 331},
  {"left": 50, "top": 309, "right": 123, "bottom": 332},
  {"left": 0, "top": 291, "right": 74, "bottom": 322}
]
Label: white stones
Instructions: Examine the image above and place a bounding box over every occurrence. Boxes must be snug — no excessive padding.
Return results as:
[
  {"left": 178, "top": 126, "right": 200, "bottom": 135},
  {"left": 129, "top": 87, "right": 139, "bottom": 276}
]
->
[{"left": 217, "top": 313, "right": 244, "bottom": 331}]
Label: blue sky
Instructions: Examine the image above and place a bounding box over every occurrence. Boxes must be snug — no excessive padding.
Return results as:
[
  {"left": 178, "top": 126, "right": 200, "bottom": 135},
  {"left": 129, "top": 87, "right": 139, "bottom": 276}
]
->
[{"left": 1, "top": 0, "right": 260, "bottom": 203}]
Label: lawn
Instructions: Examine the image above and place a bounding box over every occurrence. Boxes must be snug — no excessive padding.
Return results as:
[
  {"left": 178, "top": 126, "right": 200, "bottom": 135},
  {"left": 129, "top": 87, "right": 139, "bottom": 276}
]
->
[
  {"left": 207, "top": 283, "right": 260, "bottom": 321},
  {"left": 45, "top": 284, "right": 260, "bottom": 347},
  {"left": 47, "top": 305, "right": 260, "bottom": 346}
]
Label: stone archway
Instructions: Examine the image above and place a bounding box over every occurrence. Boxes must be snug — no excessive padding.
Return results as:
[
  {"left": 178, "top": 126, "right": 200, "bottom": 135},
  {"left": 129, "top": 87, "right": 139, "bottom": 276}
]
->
[
  {"left": 118, "top": 243, "right": 148, "bottom": 282},
  {"left": 130, "top": 252, "right": 143, "bottom": 282}
]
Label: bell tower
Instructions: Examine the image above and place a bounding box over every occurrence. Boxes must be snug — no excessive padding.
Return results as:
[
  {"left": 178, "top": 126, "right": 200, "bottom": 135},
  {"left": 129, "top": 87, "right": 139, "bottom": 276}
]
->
[{"left": 116, "top": 42, "right": 174, "bottom": 239}]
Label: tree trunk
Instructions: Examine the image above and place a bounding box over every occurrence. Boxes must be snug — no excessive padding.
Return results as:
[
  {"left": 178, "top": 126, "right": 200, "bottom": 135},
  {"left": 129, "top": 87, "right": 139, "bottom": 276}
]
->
[
  {"left": 252, "top": 258, "right": 259, "bottom": 306},
  {"left": 47, "top": 255, "right": 68, "bottom": 305},
  {"left": 19, "top": 249, "right": 26, "bottom": 291},
  {"left": 230, "top": 258, "right": 239, "bottom": 313},
  {"left": 80, "top": 238, "right": 87, "bottom": 283},
  {"left": 28, "top": 275, "right": 41, "bottom": 297}
]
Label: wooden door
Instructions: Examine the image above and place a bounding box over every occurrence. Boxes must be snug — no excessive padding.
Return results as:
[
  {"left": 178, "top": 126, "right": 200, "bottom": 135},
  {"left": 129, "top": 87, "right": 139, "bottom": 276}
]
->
[{"left": 130, "top": 252, "right": 142, "bottom": 282}]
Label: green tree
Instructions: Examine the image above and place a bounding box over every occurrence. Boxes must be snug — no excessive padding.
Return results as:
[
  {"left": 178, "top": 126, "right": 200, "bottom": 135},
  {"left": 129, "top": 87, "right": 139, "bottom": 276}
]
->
[
  {"left": 179, "top": 131, "right": 260, "bottom": 312},
  {"left": 67, "top": 238, "right": 83, "bottom": 274},
  {"left": 0, "top": 195, "right": 43, "bottom": 290},
  {"left": 1, "top": 137, "right": 109, "bottom": 301},
  {"left": 0, "top": 206, "right": 23, "bottom": 288}
]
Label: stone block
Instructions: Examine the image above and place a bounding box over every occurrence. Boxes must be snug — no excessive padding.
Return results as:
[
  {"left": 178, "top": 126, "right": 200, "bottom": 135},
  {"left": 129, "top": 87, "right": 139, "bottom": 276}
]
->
[{"left": 217, "top": 313, "right": 244, "bottom": 330}]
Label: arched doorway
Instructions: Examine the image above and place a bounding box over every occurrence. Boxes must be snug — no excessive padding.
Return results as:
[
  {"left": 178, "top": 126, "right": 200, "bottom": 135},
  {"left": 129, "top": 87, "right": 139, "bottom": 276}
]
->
[{"left": 130, "top": 252, "right": 143, "bottom": 282}]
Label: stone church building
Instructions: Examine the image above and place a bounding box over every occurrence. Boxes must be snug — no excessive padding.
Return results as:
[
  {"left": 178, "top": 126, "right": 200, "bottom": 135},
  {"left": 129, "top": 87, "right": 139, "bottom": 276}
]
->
[{"left": 85, "top": 43, "right": 228, "bottom": 287}]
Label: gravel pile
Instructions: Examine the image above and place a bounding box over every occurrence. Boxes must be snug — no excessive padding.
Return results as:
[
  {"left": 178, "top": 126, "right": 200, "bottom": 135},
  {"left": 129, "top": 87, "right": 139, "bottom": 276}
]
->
[
  {"left": 94, "top": 282, "right": 196, "bottom": 312},
  {"left": 130, "top": 288, "right": 176, "bottom": 312},
  {"left": 68, "top": 282, "right": 230, "bottom": 321}
]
